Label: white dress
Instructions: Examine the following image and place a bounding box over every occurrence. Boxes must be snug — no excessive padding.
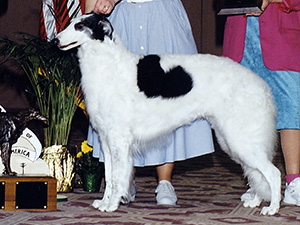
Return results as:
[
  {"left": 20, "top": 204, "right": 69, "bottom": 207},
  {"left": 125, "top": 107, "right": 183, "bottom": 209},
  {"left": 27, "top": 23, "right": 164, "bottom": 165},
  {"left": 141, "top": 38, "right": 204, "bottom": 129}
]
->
[{"left": 88, "top": 0, "right": 215, "bottom": 166}]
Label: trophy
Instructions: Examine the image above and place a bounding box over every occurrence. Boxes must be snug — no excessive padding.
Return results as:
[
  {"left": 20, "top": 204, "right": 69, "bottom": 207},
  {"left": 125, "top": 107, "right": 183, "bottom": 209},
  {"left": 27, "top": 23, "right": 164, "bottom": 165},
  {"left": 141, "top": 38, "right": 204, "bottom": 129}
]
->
[{"left": 217, "top": 0, "right": 263, "bottom": 15}]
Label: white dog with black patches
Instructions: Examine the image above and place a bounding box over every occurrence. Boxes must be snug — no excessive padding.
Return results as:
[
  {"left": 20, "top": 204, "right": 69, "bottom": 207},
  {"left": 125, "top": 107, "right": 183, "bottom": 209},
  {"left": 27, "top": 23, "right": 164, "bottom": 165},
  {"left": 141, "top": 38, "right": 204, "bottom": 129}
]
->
[{"left": 54, "top": 13, "right": 281, "bottom": 215}]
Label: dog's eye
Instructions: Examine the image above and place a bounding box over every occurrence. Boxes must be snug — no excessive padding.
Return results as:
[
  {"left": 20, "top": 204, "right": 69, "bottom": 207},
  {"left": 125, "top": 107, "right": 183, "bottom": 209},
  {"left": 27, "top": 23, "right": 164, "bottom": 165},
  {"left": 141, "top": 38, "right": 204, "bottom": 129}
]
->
[{"left": 75, "top": 22, "right": 85, "bottom": 31}]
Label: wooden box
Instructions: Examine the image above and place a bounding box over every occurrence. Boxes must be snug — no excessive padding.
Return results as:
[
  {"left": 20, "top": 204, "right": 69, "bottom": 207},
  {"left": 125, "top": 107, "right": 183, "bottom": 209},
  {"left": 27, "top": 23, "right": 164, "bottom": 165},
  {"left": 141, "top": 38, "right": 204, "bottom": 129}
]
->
[{"left": 0, "top": 175, "right": 57, "bottom": 211}]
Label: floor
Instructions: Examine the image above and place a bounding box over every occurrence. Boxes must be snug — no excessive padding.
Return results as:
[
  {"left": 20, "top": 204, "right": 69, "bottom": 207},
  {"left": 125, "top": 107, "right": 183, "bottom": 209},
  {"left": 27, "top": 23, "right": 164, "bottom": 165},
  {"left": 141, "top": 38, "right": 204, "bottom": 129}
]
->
[{"left": 1, "top": 109, "right": 300, "bottom": 224}]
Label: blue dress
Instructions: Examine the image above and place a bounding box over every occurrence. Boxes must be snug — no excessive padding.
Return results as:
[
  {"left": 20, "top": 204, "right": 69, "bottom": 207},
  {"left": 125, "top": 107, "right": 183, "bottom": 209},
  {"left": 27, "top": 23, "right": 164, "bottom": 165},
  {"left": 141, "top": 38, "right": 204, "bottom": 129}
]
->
[
  {"left": 240, "top": 17, "right": 300, "bottom": 130},
  {"left": 88, "top": 0, "right": 215, "bottom": 166}
]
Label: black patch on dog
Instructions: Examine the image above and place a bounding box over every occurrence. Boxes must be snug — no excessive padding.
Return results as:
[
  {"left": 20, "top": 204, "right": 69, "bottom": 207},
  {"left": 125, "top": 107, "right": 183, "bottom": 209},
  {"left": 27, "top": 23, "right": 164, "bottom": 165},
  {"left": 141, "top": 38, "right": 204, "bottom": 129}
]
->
[
  {"left": 137, "top": 55, "right": 193, "bottom": 98},
  {"left": 80, "top": 13, "right": 114, "bottom": 41}
]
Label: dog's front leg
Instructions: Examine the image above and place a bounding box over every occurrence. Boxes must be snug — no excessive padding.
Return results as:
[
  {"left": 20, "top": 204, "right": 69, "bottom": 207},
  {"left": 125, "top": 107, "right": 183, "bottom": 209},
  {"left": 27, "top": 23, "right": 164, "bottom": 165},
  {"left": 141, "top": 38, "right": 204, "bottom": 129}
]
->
[
  {"left": 92, "top": 139, "right": 113, "bottom": 211},
  {"left": 104, "top": 136, "right": 133, "bottom": 212}
]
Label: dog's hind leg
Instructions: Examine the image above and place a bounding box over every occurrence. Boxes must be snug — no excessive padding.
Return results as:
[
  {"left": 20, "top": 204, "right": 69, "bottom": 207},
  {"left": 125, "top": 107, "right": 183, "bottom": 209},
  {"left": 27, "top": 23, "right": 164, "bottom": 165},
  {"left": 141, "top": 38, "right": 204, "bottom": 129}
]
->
[
  {"left": 215, "top": 123, "right": 281, "bottom": 215},
  {"left": 256, "top": 161, "right": 281, "bottom": 215},
  {"left": 241, "top": 168, "right": 264, "bottom": 208},
  {"left": 241, "top": 157, "right": 281, "bottom": 215},
  {"left": 215, "top": 131, "right": 265, "bottom": 209}
]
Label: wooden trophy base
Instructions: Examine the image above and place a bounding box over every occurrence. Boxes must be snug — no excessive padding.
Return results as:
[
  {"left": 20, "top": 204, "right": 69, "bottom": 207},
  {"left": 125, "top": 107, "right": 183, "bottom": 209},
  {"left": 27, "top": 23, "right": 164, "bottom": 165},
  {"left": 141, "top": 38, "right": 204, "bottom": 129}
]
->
[{"left": 0, "top": 175, "right": 57, "bottom": 211}]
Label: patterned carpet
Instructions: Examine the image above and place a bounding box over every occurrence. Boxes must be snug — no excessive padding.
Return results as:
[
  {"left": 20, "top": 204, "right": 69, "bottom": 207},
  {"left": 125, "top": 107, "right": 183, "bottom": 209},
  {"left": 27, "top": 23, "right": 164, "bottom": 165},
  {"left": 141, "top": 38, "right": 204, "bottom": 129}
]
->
[{"left": 1, "top": 110, "right": 300, "bottom": 224}]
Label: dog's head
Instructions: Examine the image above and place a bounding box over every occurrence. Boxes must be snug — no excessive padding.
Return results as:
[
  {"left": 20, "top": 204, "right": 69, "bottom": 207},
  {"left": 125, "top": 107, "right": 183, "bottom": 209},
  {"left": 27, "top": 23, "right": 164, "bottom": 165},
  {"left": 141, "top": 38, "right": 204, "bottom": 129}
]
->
[{"left": 53, "top": 13, "right": 114, "bottom": 51}]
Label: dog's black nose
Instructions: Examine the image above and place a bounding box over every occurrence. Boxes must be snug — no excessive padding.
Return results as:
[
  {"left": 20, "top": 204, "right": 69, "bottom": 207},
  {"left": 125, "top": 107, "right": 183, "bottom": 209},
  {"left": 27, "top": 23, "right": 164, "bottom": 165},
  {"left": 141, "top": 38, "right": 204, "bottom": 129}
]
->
[{"left": 52, "top": 38, "right": 60, "bottom": 46}]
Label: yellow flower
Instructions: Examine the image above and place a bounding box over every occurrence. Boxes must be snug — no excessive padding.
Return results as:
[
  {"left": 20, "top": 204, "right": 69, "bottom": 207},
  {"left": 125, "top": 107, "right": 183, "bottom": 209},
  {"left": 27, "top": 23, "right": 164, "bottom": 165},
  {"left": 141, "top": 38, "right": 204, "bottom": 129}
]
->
[
  {"left": 38, "top": 67, "right": 59, "bottom": 85},
  {"left": 76, "top": 151, "right": 83, "bottom": 158},
  {"left": 38, "top": 67, "right": 47, "bottom": 77},
  {"left": 81, "top": 140, "right": 92, "bottom": 154}
]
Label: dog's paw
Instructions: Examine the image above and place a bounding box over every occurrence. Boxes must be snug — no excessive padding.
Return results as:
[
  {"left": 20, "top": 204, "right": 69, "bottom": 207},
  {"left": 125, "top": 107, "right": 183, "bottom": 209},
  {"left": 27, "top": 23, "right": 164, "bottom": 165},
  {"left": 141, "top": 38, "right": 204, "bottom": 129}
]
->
[
  {"left": 120, "top": 194, "right": 131, "bottom": 204},
  {"left": 92, "top": 199, "right": 102, "bottom": 209},
  {"left": 94, "top": 196, "right": 120, "bottom": 212},
  {"left": 98, "top": 201, "right": 119, "bottom": 212},
  {"left": 260, "top": 205, "right": 279, "bottom": 216},
  {"left": 93, "top": 198, "right": 112, "bottom": 212},
  {"left": 241, "top": 190, "right": 262, "bottom": 208},
  {"left": 97, "top": 201, "right": 110, "bottom": 212},
  {"left": 241, "top": 189, "right": 254, "bottom": 202},
  {"left": 242, "top": 195, "right": 262, "bottom": 208},
  {"left": 105, "top": 203, "right": 119, "bottom": 212}
]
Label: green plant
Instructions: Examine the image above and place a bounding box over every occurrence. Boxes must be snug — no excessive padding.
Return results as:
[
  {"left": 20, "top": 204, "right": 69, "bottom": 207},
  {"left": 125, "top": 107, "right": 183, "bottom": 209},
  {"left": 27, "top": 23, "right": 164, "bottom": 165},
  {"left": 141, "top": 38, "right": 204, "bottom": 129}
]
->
[{"left": 0, "top": 33, "right": 82, "bottom": 146}]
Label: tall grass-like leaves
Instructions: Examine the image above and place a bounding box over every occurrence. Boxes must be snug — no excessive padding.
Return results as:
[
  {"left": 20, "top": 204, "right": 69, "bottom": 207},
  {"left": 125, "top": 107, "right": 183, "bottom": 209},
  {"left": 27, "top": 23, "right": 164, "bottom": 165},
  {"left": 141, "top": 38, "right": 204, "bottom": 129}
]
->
[
  {"left": 0, "top": 0, "right": 83, "bottom": 147},
  {"left": 0, "top": 33, "right": 82, "bottom": 146}
]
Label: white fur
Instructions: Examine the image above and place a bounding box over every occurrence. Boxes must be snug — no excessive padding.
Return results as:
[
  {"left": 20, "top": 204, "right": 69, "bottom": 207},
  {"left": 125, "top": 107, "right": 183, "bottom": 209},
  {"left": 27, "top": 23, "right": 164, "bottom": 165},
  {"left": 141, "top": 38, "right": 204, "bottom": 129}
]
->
[{"left": 55, "top": 14, "right": 281, "bottom": 215}]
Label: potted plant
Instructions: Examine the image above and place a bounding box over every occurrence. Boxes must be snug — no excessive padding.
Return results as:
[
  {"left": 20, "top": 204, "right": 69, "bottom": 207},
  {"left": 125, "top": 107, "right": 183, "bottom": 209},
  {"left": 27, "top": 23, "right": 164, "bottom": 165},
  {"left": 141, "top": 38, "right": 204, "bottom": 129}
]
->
[
  {"left": 77, "top": 141, "right": 104, "bottom": 192},
  {"left": 0, "top": 0, "right": 83, "bottom": 192}
]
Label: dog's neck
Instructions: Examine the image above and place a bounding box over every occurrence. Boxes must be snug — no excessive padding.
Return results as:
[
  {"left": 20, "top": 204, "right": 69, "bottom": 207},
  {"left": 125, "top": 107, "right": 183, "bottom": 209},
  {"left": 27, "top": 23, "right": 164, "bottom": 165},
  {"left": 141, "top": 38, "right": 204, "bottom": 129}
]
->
[
  {"left": 78, "top": 31, "right": 140, "bottom": 66},
  {"left": 77, "top": 31, "right": 140, "bottom": 91}
]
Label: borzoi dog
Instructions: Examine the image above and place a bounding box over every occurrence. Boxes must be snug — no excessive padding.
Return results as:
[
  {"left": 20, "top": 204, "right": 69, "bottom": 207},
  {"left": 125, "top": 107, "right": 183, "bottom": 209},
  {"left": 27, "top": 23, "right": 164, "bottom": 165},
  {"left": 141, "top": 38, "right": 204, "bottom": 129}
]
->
[{"left": 54, "top": 13, "right": 281, "bottom": 215}]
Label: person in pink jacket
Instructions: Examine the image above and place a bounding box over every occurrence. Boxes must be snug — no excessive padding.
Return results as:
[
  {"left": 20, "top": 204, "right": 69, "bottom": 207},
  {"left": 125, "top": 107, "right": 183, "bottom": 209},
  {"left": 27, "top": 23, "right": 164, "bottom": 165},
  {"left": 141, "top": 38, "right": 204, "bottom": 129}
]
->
[{"left": 223, "top": 0, "right": 300, "bottom": 206}]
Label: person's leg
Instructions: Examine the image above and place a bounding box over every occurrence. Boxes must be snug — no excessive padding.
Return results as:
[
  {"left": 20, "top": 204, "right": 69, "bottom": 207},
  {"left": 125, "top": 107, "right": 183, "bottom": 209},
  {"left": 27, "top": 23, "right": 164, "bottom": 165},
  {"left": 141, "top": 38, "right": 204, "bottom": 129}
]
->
[
  {"left": 281, "top": 129, "right": 300, "bottom": 205},
  {"left": 155, "top": 163, "right": 177, "bottom": 205},
  {"left": 156, "top": 163, "right": 174, "bottom": 182},
  {"left": 281, "top": 129, "right": 300, "bottom": 175}
]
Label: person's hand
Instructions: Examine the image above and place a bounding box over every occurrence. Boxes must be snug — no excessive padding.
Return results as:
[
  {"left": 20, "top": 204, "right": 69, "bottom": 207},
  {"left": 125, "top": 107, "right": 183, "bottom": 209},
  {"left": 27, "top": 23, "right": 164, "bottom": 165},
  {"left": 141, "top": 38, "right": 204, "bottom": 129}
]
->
[
  {"left": 246, "top": 0, "right": 283, "bottom": 16},
  {"left": 93, "top": 0, "right": 118, "bottom": 14}
]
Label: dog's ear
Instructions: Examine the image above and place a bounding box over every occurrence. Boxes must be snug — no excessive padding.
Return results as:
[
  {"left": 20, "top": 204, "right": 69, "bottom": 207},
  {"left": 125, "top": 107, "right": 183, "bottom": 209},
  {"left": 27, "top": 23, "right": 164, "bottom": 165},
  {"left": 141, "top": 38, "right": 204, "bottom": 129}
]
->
[
  {"left": 97, "top": 19, "right": 114, "bottom": 40},
  {"left": 84, "top": 13, "right": 114, "bottom": 41}
]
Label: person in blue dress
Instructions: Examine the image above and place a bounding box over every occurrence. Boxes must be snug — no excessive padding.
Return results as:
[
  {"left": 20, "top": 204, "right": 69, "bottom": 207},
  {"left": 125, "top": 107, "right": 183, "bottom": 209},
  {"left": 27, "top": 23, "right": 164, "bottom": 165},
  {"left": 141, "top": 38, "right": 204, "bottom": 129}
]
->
[{"left": 85, "top": 0, "right": 214, "bottom": 206}]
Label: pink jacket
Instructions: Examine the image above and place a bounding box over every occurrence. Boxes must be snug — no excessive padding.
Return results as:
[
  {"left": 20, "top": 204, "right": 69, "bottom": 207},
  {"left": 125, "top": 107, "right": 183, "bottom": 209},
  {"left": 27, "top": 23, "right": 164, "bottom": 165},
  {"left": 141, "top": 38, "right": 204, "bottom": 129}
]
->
[{"left": 222, "top": 0, "right": 300, "bottom": 71}]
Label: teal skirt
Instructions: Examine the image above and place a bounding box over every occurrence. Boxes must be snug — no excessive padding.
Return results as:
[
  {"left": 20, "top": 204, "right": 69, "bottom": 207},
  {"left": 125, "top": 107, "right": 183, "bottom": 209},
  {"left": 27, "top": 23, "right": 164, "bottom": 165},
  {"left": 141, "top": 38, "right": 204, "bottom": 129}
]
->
[{"left": 241, "top": 17, "right": 300, "bottom": 130}]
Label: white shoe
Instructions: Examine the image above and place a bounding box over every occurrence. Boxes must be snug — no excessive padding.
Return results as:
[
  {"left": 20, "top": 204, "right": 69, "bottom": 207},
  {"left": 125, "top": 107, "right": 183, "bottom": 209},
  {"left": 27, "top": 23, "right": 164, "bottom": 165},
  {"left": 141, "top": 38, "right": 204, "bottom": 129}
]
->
[
  {"left": 155, "top": 180, "right": 177, "bottom": 206},
  {"left": 283, "top": 177, "right": 300, "bottom": 206}
]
